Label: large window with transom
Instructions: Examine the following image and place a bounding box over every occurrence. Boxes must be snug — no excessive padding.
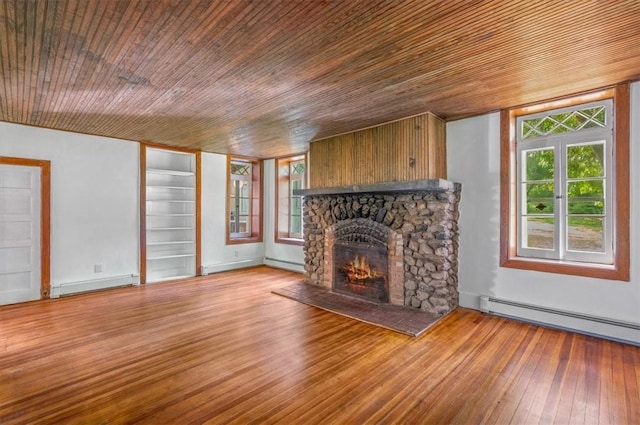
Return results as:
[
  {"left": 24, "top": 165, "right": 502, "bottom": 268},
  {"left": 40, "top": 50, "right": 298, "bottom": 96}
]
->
[
  {"left": 227, "top": 156, "right": 262, "bottom": 243},
  {"left": 276, "top": 154, "right": 306, "bottom": 244},
  {"left": 517, "top": 99, "right": 612, "bottom": 263},
  {"left": 500, "top": 84, "right": 629, "bottom": 280}
]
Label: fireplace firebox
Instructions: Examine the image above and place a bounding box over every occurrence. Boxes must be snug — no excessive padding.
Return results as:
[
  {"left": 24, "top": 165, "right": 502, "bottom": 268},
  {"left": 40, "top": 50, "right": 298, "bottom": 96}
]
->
[{"left": 333, "top": 241, "right": 388, "bottom": 303}]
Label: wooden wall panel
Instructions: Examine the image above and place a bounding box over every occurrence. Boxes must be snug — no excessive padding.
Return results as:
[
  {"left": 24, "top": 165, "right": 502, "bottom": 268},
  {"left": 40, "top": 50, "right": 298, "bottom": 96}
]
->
[{"left": 309, "top": 113, "right": 446, "bottom": 188}]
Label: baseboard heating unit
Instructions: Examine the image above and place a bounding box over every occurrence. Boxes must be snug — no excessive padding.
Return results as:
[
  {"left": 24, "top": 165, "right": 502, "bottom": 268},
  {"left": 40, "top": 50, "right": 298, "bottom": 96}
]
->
[
  {"left": 264, "top": 257, "right": 304, "bottom": 273},
  {"left": 51, "top": 274, "right": 139, "bottom": 298},
  {"left": 479, "top": 295, "right": 640, "bottom": 346},
  {"left": 201, "top": 257, "right": 264, "bottom": 275}
]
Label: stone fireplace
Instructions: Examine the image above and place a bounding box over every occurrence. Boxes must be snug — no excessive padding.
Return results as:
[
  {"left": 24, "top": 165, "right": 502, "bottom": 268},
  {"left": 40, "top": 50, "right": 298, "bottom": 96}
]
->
[{"left": 296, "top": 179, "right": 461, "bottom": 316}]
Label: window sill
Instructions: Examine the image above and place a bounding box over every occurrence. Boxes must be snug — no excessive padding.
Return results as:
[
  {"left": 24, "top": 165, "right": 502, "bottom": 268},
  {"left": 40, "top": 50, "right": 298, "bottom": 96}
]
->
[
  {"left": 500, "top": 256, "right": 629, "bottom": 281},
  {"left": 275, "top": 237, "right": 304, "bottom": 246},
  {"left": 227, "top": 236, "right": 263, "bottom": 245}
]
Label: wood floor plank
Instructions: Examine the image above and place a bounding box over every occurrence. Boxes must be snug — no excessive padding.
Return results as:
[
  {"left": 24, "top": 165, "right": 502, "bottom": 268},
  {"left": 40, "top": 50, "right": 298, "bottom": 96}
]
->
[
  {"left": 1, "top": 266, "right": 638, "bottom": 424},
  {"left": 570, "top": 338, "right": 599, "bottom": 425},
  {"left": 599, "top": 340, "right": 617, "bottom": 425},
  {"left": 466, "top": 325, "right": 545, "bottom": 424},
  {"left": 622, "top": 343, "right": 640, "bottom": 423}
]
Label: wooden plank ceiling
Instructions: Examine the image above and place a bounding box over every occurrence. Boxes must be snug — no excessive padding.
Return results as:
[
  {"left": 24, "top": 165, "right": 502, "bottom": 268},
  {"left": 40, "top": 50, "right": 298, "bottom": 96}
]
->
[{"left": 1, "top": 0, "right": 639, "bottom": 158}]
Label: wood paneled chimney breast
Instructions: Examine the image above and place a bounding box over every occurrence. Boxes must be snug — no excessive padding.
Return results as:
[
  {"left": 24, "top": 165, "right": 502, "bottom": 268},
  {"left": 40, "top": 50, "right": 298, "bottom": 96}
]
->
[{"left": 309, "top": 112, "right": 446, "bottom": 189}]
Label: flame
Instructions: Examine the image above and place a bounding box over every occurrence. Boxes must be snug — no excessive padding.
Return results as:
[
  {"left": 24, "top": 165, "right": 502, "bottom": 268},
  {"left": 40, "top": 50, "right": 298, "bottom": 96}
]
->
[{"left": 342, "top": 255, "right": 382, "bottom": 281}]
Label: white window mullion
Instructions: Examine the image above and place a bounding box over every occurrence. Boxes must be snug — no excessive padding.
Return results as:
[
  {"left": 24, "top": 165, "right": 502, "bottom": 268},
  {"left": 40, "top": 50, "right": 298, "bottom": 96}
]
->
[
  {"left": 605, "top": 128, "right": 614, "bottom": 259},
  {"left": 556, "top": 141, "right": 565, "bottom": 260}
]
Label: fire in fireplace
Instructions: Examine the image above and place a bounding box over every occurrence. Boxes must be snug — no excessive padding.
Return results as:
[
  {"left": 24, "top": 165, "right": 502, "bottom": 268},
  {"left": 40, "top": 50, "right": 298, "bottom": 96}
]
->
[{"left": 333, "top": 241, "right": 388, "bottom": 303}]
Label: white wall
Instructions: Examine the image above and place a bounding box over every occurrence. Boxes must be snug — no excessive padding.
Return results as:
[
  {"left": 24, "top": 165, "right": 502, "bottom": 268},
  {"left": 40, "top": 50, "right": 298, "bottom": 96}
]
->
[
  {"left": 447, "top": 82, "right": 640, "bottom": 342},
  {"left": 0, "top": 122, "right": 139, "bottom": 287},
  {"left": 263, "top": 159, "right": 305, "bottom": 272},
  {"left": 200, "top": 152, "right": 265, "bottom": 272},
  {"left": 199, "top": 155, "right": 304, "bottom": 273},
  {"left": 0, "top": 125, "right": 302, "bottom": 290}
]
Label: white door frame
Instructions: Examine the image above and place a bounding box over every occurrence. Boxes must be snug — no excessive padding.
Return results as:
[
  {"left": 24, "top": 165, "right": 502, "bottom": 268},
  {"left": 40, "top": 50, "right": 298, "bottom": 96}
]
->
[{"left": 0, "top": 156, "right": 51, "bottom": 299}]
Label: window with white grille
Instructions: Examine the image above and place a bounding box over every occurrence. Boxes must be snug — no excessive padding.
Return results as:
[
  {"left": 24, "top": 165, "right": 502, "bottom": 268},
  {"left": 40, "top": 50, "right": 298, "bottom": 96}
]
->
[
  {"left": 500, "top": 84, "right": 630, "bottom": 281},
  {"left": 516, "top": 100, "right": 613, "bottom": 264},
  {"left": 276, "top": 154, "right": 306, "bottom": 243}
]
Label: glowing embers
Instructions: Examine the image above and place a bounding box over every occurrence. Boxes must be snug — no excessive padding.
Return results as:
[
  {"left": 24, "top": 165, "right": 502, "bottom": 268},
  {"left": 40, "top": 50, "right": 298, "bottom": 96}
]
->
[{"left": 333, "top": 241, "right": 388, "bottom": 303}]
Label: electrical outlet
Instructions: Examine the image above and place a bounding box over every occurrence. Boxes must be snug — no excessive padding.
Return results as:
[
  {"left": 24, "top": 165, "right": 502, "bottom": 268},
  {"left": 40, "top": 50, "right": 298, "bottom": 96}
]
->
[{"left": 94, "top": 264, "right": 103, "bottom": 273}]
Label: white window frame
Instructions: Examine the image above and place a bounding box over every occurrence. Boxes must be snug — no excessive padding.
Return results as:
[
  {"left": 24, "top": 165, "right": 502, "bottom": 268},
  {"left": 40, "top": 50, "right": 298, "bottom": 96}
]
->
[{"left": 515, "top": 99, "right": 614, "bottom": 265}]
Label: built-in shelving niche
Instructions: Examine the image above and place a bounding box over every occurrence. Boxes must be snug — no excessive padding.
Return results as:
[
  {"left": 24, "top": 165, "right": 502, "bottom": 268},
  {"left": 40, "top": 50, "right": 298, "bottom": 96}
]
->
[{"left": 142, "top": 145, "right": 200, "bottom": 283}]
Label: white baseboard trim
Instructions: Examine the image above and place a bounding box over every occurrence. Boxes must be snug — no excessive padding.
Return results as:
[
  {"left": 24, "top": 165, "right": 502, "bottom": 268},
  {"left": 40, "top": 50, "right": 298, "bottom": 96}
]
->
[
  {"left": 51, "top": 274, "right": 139, "bottom": 298},
  {"left": 458, "top": 291, "right": 481, "bottom": 310},
  {"left": 479, "top": 295, "right": 640, "bottom": 346},
  {"left": 201, "top": 257, "right": 265, "bottom": 275},
  {"left": 264, "top": 257, "right": 304, "bottom": 273}
]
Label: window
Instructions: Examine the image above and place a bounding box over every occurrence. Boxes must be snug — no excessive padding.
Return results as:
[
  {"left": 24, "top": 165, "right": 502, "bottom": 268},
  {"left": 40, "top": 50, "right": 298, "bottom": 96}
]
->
[
  {"left": 518, "top": 99, "right": 613, "bottom": 263},
  {"left": 500, "top": 84, "right": 630, "bottom": 280},
  {"left": 227, "top": 156, "right": 262, "bottom": 243},
  {"left": 276, "top": 154, "right": 307, "bottom": 244}
]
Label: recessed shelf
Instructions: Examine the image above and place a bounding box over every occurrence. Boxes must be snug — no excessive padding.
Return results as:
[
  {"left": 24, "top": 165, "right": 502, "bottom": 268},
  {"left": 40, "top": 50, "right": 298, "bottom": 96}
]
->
[
  {"left": 147, "top": 253, "right": 195, "bottom": 260},
  {"left": 147, "top": 241, "right": 194, "bottom": 246},
  {"left": 146, "top": 200, "right": 195, "bottom": 203},
  {"left": 147, "top": 185, "right": 195, "bottom": 190},
  {"left": 147, "top": 168, "right": 194, "bottom": 176},
  {"left": 145, "top": 147, "right": 197, "bottom": 282},
  {"left": 146, "top": 213, "right": 194, "bottom": 217},
  {"left": 147, "top": 274, "right": 194, "bottom": 283},
  {"left": 147, "top": 227, "right": 195, "bottom": 231}
]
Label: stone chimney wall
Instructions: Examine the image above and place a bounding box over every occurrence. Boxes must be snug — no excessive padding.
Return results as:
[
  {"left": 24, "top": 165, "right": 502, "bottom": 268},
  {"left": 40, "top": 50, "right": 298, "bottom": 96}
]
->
[{"left": 300, "top": 183, "right": 461, "bottom": 316}]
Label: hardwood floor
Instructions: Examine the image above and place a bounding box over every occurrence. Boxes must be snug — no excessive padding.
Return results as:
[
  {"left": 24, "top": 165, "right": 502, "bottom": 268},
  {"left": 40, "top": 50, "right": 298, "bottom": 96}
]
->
[{"left": 1, "top": 266, "right": 638, "bottom": 424}]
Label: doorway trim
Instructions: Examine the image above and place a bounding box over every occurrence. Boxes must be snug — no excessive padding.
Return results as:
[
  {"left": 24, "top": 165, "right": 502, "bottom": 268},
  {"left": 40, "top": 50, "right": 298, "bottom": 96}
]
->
[{"left": 0, "top": 156, "right": 51, "bottom": 299}]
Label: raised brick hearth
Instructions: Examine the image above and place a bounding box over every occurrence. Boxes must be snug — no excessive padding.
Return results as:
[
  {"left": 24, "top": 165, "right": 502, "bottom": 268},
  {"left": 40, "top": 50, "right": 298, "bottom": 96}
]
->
[{"left": 296, "top": 179, "right": 462, "bottom": 316}]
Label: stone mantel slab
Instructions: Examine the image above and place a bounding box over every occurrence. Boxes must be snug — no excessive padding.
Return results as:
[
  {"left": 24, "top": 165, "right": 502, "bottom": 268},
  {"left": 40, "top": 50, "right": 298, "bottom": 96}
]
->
[{"left": 294, "top": 179, "right": 461, "bottom": 197}]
